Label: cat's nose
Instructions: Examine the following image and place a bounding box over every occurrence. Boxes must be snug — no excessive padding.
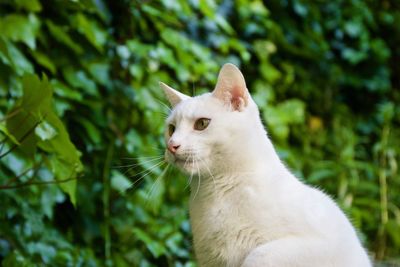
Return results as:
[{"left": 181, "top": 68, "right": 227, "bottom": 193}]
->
[{"left": 167, "top": 143, "right": 180, "bottom": 154}]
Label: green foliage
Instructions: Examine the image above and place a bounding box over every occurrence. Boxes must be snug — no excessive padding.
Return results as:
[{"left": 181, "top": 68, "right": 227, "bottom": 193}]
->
[{"left": 0, "top": 0, "right": 399, "bottom": 266}]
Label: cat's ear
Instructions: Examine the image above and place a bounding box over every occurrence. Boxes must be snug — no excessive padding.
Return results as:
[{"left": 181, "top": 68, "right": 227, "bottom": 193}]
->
[
  {"left": 159, "top": 82, "right": 190, "bottom": 107},
  {"left": 212, "top": 63, "right": 249, "bottom": 111}
]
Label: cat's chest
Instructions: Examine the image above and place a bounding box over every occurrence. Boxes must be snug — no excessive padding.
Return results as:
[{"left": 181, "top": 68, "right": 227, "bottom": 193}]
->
[{"left": 189, "top": 187, "right": 263, "bottom": 267}]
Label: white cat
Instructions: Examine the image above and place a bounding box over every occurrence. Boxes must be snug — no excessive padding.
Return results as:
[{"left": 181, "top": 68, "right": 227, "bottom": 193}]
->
[{"left": 160, "top": 63, "right": 372, "bottom": 267}]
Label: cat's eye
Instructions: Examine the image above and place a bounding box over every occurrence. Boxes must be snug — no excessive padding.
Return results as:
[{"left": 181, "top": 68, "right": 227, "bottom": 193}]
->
[
  {"left": 168, "top": 124, "right": 175, "bottom": 136},
  {"left": 194, "top": 118, "right": 211, "bottom": 131}
]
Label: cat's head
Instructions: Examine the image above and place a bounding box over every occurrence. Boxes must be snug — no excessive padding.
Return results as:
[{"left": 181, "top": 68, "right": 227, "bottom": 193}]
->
[{"left": 160, "top": 64, "right": 261, "bottom": 175}]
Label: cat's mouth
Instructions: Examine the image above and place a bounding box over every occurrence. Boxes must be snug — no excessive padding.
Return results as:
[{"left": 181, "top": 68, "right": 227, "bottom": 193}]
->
[
  {"left": 174, "top": 156, "right": 197, "bottom": 168},
  {"left": 174, "top": 157, "right": 191, "bottom": 165},
  {"left": 166, "top": 151, "right": 202, "bottom": 172}
]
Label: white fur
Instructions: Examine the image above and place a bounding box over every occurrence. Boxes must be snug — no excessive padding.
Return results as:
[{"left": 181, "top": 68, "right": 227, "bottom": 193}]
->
[{"left": 161, "top": 64, "right": 372, "bottom": 267}]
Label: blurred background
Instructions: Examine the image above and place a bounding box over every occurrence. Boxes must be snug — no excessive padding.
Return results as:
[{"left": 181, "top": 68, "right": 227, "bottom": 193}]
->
[{"left": 0, "top": 0, "right": 399, "bottom": 266}]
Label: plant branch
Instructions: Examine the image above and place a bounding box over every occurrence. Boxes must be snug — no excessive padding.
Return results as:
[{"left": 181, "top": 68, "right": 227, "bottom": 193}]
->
[
  {"left": 0, "top": 107, "right": 22, "bottom": 122},
  {"left": 0, "top": 120, "right": 41, "bottom": 159},
  {"left": 0, "top": 177, "right": 78, "bottom": 190},
  {"left": 6, "top": 158, "right": 44, "bottom": 186}
]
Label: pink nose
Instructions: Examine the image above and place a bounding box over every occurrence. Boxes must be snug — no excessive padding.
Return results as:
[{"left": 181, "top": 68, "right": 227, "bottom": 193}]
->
[{"left": 167, "top": 143, "right": 180, "bottom": 154}]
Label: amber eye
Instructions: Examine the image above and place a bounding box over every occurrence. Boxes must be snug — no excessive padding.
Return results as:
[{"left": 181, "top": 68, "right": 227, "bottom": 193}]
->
[
  {"left": 168, "top": 124, "right": 175, "bottom": 136},
  {"left": 194, "top": 118, "right": 211, "bottom": 131}
]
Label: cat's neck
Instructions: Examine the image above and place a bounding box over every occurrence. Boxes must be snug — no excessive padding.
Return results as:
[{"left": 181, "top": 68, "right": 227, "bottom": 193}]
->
[{"left": 190, "top": 128, "right": 290, "bottom": 196}]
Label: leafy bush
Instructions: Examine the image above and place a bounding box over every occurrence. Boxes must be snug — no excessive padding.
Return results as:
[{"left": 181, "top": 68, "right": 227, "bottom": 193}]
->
[{"left": 0, "top": 0, "right": 399, "bottom": 266}]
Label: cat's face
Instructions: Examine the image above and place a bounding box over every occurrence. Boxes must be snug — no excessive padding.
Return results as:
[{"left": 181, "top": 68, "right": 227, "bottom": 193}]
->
[
  {"left": 161, "top": 64, "right": 256, "bottom": 175},
  {"left": 163, "top": 94, "right": 223, "bottom": 174}
]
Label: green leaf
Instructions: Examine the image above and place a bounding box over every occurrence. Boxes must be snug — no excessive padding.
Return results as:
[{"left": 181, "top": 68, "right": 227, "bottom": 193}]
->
[
  {"left": 7, "top": 43, "right": 34, "bottom": 75},
  {"left": 71, "top": 13, "right": 107, "bottom": 52},
  {"left": 377, "top": 102, "right": 395, "bottom": 123},
  {"left": 344, "top": 20, "right": 362, "bottom": 38},
  {"left": 86, "top": 62, "right": 110, "bottom": 86},
  {"left": 46, "top": 21, "right": 83, "bottom": 54},
  {"left": 308, "top": 169, "right": 336, "bottom": 183},
  {"left": 79, "top": 118, "right": 101, "bottom": 145},
  {"left": 116, "top": 45, "right": 130, "bottom": 59},
  {"left": 278, "top": 99, "right": 305, "bottom": 124},
  {"left": 6, "top": 75, "right": 83, "bottom": 205},
  {"left": 198, "top": 0, "right": 216, "bottom": 18},
  {"left": 51, "top": 80, "right": 83, "bottom": 101},
  {"left": 215, "top": 14, "right": 234, "bottom": 34},
  {"left": 293, "top": 0, "right": 308, "bottom": 17},
  {"left": 263, "top": 99, "right": 305, "bottom": 140},
  {"left": 62, "top": 68, "right": 98, "bottom": 96},
  {"left": 386, "top": 220, "right": 400, "bottom": 247},
  {"left": 111, "top": 170, "right": 131, "bottom": 194},
  {"left": 20, "top": 75, "right": 53, "bottom": 116},
  {"left": 0, "top": 122, "right": 20, "bottom": 145},
  {"left": 0, "top": 14, "right": 40, "bottom": 49},
  {"left": 39, "top": 111, "right": 83, "bottom": 206},
  {"left": 5, "top": 74, "right": 53, "bottom": 157},
  {"left": 35, "top": 121, "right": 57, "bottom": 141},
  {"left": 132, "top": 228, "right": 167, "bottom": 258},
  {"left": 2, "top": 250, "right": 36, "bottom": 267},
  {"left": 341, "top": 47, "right": 367, "bottom": 65},
  {"left": 0, "top": 38, "right": 10, "bottom": 65},
  {"left": 15, "top": 0, "right": 42, "bottom": 12},
  {"left": 0, "top": 38, "right": 34, "bottom": 75},
  {"left": 260, "top": 62, "right": 281, "bottom": 83},
  {"left": 254, "top": 40, "right": 277, "bottom": 60},
  {"left": 49, "top": 156, "right": 78, "bottom": 205},
  {"left": 30, "top": 51, "right": 56, "bottom": 74}
]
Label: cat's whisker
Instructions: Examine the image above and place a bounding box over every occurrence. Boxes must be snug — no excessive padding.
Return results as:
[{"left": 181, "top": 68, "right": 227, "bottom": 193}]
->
[
  {"left": 153, "top": 111, "right": 170, "bottom": 120},
  {"left": 184, "top": 173, "right": 193, "bottom": 191},
  {"left": 114, "top": 156, "right": 165, "bottom": 169},
  {"left": 126, "top": 160, "right": 166, "bottom": 191},
  {"left": 187, "top": 147, "right": 206, "bottom": 153},
  {"left": 184, "top": 154, "right": 195, "bottom": 191},
  {"left": 119, "top": 156, "right": 164, "bottom": 170},
  {"left": 128, "top": 160, "right": 166, "bottom": 179},
  {"left": 122, "top": 157, "right": 165, "bottom": 176},
  {"left": 200, "top": 157, "right": 217, "bottom": 189},
  {"left": 145, "top": 164, "right": 170, "bottom": 202},
  {"left": 155, "top": 98, "right": 172, "bottom": 114},
  {"left": 121, "top": 155, "right": 164, "bottom": 160},
  {"left": 125, "top": 177, "right": 144, "bottom": 192},
  {"left": 192, "top": 157, "right": 201, "bottom": 201}
]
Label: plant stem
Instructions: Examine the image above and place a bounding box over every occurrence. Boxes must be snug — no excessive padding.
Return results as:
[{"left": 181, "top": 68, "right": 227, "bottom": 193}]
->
[
  {"left": 377, "top": 125, "right": 390, "bottom": 260},
  {"left": 103, "top": 142, "right": 114, "bottom": 265},
  {"left": 0, "top": 107, "right": 22, "bottom": 122}
]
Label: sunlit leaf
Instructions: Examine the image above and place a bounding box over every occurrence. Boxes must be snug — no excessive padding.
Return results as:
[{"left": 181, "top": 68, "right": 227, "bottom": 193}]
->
[
  {"left": 111, "top": 170, "right": 131, "bottom": 194},
  {"left": 31, "top": 51, "right": 56, "bottom": 74},
  {"left": 0, "top": 122, "right": 20, "bottom": 145},
  {"left": 0, "top": 14, "right": 40, "bottom": 49},
  {"left": 62, "top": 68, "right": 98, "bottom": 96},
  {"left": 15, "top": 0, "right": 42, "bottom": 12},
  {"left": 0, "top": 38, "right": 33, "bottom": 75},
  {"left": 35, "top": 121, "right": 57, "bottom": 141}
]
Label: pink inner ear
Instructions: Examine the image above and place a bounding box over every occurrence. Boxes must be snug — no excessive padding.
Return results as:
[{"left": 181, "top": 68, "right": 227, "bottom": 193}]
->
[{"left": 230, "top": 86, "right": 247, "bottom": 111}]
